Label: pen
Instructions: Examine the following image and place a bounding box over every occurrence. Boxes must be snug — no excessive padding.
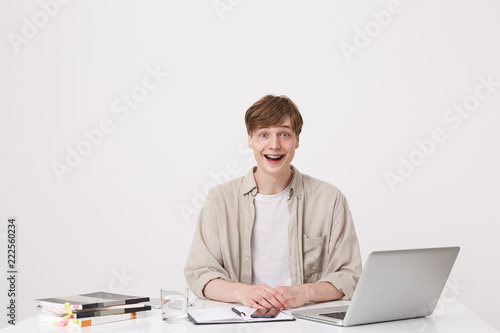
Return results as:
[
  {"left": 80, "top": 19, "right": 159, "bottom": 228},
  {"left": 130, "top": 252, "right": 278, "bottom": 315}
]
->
[{"left": 231, "top": 307, "right": 245, "bottom": 317}]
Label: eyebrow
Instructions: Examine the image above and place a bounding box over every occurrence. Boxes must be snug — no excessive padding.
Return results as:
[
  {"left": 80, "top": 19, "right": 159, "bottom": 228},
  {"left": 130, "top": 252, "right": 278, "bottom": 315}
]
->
[{"left": 259, "top": 124, "right": 292, "bottom": 130}]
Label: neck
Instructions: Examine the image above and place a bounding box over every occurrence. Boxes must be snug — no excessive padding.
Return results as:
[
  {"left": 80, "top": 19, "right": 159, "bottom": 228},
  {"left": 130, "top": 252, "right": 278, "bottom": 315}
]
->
[{"left": 254, "top": 168, "right": 293, "bottom": 195}]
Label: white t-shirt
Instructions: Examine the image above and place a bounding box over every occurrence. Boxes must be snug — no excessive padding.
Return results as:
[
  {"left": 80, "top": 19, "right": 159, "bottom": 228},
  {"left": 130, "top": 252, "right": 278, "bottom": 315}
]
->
[{"left": 251, "top": 183, "right": 292, "bottom": 288}]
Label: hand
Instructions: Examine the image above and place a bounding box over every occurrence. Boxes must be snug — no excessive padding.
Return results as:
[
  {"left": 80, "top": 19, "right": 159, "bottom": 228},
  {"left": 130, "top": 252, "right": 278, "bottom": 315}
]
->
[
  {"left": 234, "top": 284, "right": 288, "bottom": 311},
  {"left": 275, "top": 282, "right": 344, "bottom": 308},
  {"left": 274, "top": 285, "right": 310, "bottom": 308}
]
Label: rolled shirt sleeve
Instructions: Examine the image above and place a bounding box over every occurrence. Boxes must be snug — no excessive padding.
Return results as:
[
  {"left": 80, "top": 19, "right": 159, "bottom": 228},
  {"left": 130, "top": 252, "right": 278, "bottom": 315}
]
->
[
  {"left": 183, "top": 189, "right": 231, "bottom": 299},
  {"left": 316, "top": 195, "right": 361, "bottom": 299}
]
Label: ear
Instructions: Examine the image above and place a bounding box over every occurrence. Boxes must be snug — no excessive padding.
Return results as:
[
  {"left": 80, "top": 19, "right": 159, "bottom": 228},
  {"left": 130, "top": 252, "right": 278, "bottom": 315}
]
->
[
  {"left": 295, "top": 134, "right": 300, "bottom": 149},
  {"left": 248, "top": 134, "right": 253, "bottom": 149}
]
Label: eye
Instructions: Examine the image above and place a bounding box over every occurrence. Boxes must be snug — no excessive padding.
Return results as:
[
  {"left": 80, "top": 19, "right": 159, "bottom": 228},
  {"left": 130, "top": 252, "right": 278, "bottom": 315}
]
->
[
  {"left": 259, "top": 133, "right": 268, "bottom": 138},
  {"left": 281, "top": 132, "right": 290, "bottom": 137}
]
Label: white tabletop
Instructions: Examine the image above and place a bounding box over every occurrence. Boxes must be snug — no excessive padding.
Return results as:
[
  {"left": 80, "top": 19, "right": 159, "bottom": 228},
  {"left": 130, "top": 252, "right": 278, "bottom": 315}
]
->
[{"left": 1, "top": 298, "right": 497, "bottom": 333}]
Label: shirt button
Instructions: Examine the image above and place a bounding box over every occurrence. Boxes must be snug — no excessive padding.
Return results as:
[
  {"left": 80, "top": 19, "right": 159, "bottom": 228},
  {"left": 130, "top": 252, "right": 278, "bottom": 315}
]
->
[
  {"left": 244, "top": 229, "right": 248, "bottom": 234},
  {"left": 245, "top": 257, "right": 248, "bottom": 261}
]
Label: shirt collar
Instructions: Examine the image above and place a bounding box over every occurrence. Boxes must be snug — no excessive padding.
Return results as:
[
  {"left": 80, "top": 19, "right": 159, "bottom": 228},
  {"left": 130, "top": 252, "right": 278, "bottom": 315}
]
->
[{"left": 241, "top": 165, "right": 303, "bottom": 199}]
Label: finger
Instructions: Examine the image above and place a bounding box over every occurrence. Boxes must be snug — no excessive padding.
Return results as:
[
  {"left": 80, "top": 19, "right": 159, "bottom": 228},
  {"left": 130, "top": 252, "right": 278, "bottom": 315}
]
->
[
  {"left": 261, "top": 291, "right": 287, "bottom": 310},
  {"left": 251, "top": 285, "right": 286, "bottom": 309},
  {"left": 270, "top": 289, "right": 289, "bottom": 309},
  {"left": 249, "top": 300, "right": 265, "bottom": 309},
  {"left": 266, "top": 288, "right": 288, "bottom": 309},
  {"left": 254, "top": 294, "right": 275, "bottom": 309}
]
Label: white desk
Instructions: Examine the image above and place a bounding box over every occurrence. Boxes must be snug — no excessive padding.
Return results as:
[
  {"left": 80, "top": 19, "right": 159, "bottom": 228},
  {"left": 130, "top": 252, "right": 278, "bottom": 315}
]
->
[{"left": 0, "top": 298, "right": 496, "bottom": 333}]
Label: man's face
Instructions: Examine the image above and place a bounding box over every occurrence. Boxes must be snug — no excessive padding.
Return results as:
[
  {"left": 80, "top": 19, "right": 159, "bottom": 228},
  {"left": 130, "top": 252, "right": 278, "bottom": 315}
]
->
[{"left": 248, "top": 117, "right": 300, "bottom": 178}]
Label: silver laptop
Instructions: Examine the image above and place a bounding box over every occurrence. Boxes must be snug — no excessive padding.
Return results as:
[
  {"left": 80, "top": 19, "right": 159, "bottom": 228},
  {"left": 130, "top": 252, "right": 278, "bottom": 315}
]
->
[{"left": 292, "top": 246, "right": 460, "bottom": 327}]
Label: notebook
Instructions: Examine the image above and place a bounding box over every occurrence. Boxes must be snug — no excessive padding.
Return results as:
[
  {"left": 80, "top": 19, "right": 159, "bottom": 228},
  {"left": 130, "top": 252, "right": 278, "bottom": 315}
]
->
[
  {"left": 292, "top": 246, "right": 460, "bottom": 327},
  {"left": 188, "top": 306, "right": 295, "bottom": 324}
]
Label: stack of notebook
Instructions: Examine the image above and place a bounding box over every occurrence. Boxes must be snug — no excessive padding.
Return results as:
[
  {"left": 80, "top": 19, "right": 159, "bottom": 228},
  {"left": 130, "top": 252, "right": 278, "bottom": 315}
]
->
[{"left": 35, "top": 291, "right": 151, "bottom": 328}]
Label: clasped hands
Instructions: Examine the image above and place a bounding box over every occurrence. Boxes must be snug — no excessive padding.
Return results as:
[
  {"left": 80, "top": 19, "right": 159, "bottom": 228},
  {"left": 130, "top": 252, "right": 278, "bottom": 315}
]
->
[
  {"left": 204, "top": 279, "right": 343, "bottom": 311},
  {"left": 234, "top": 284, "right": 310, "bottom": 311}
]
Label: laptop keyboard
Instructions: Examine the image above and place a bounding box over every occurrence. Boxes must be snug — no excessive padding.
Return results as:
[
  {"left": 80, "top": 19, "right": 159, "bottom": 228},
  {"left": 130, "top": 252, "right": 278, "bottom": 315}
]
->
[{"left": 319, "top": 311, "right": 347, "bottom": 319}]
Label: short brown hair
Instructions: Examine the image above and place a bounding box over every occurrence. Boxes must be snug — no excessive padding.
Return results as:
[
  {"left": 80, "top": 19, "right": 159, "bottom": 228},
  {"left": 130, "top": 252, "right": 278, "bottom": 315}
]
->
[{"left": 245, "top": 95, "right": 303, "bottom": 136}]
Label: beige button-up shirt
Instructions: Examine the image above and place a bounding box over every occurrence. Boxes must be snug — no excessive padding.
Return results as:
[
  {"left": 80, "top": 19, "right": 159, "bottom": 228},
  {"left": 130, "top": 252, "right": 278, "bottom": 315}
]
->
[{"left": 184, "top": 166, "right": 362, "bottom": 300}]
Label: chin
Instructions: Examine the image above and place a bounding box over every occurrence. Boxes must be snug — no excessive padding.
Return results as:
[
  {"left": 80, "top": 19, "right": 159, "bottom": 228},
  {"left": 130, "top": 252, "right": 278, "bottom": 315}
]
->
[{"left": 262, "top": 162, "right": 289, "bottom": 173}]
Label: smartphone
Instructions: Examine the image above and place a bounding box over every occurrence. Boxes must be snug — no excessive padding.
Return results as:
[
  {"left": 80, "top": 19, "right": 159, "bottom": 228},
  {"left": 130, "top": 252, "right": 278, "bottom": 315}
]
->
[{"left": 250, "top": 308, "right": 280, "bottom": 318}]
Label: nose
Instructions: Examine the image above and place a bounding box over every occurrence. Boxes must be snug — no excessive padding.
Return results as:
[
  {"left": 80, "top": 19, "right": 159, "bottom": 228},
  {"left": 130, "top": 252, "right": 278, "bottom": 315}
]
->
[{"left": 269, "top": 134, "right": 281, "bottom": 149}]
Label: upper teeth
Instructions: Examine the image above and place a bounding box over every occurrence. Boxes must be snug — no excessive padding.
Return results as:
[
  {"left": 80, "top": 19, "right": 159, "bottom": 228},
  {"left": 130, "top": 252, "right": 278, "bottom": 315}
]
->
[{"left": 267, "top": 155, "right": 282, "bottom": 159}]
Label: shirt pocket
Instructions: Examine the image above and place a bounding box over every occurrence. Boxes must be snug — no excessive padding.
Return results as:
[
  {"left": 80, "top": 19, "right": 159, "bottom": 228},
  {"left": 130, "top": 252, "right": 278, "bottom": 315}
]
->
[{"left": 302, "top": 233, "right": 326, "bottom": 277}]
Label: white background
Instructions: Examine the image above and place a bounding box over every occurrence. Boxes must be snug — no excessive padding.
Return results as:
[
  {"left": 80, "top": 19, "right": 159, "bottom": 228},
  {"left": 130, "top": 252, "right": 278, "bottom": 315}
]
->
[{"left": 1, "top": 0, "right": 499, "bottom": 330}]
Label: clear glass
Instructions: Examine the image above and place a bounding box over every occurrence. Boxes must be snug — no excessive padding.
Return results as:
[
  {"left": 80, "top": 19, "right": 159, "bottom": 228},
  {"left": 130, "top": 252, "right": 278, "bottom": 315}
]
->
[{"left": 161, "top": 287, "right": 188, "bottom": 323}]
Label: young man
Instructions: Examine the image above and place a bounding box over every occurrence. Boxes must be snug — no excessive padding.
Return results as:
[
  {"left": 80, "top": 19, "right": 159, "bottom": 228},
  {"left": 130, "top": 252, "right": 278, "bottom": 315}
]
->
[{"left": 184, "top": 95, "right": 361, "bottom": 311}]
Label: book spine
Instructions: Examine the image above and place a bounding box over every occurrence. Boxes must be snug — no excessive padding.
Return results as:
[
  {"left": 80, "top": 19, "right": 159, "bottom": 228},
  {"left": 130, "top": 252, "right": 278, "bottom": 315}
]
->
[
  {"left": 36, "top": 301, "right": 83, "bottom": 310},
  {"left": 74, "top": 305, "right": 152, "bottom": 318},
  {"left": 73, "top": 312, "right": 145, "bottom": 327},
  {"left": 39, "top": 311, "right": 146, "bottom": 327}
]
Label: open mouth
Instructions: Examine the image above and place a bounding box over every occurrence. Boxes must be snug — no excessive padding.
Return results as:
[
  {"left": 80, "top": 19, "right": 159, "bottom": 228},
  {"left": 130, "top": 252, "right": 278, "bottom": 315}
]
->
[{"left": 264, "top": 154, "right": 284, "bottom": 162}]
